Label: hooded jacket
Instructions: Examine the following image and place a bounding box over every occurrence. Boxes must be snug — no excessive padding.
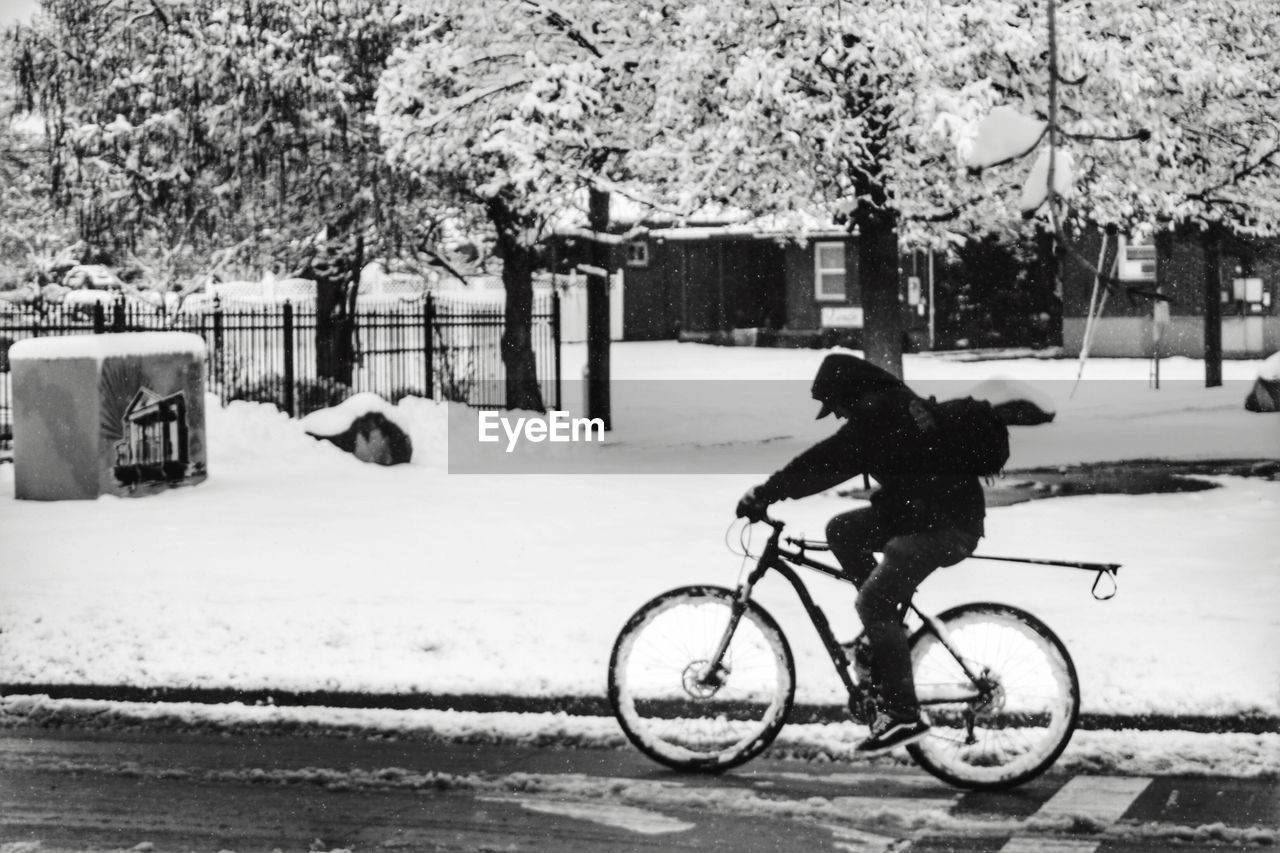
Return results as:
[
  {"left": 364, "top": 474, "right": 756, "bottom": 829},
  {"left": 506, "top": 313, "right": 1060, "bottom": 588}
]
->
[{"left": 757, "top": 354, "right": 985, "bottom": 536}]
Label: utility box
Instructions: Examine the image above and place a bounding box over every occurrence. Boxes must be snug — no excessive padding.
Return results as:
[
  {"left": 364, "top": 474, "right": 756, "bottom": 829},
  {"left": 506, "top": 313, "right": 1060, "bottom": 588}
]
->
[{"left": 10, "top": 332, "right": 208, "bottom": 501}]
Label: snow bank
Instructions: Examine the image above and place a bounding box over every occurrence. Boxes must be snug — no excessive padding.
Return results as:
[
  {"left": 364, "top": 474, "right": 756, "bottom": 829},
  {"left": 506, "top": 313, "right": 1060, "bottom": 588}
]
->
[
  {"left": 1258, "top": 351, "right": 1280, "bottom": 381},
  {"left": 3, "top": 696, "right": 1275, "bottom": 781},
  {"left": 298, "top": 391, "right": 415, "bottom": 437}
]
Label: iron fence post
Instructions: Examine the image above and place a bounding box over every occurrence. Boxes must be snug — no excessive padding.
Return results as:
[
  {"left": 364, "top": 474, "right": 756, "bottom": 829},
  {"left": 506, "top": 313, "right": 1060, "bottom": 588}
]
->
[
  {"left": 212, "top": 296, "right": 224, "bottom": 396},
  {"left": 552, "top": 289, "right": 562, "bottom": 410},
  {"left": 283, "top": 301, "right": 295, "bottom": 417},
  {"left": 424, "top": 293, "right": 435, "bottom": 401}
]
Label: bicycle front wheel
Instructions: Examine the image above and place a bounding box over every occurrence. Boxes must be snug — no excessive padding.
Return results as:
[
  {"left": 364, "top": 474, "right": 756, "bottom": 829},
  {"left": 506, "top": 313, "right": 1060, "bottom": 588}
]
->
[
  {"left": 608, "top": 585, "right": 795, "bottom": 772},
  {"left": 907, "top": 603, "right": 1080, "bottom": 790}
]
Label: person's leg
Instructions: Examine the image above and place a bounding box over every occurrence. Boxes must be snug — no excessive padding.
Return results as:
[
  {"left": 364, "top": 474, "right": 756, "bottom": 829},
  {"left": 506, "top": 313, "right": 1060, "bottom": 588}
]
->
[
  {"left": 825, "top": 507, "right": 888, "bottom": 585},
  {"left": 855, "top": 527, "right": 978, "bottom": 720}
]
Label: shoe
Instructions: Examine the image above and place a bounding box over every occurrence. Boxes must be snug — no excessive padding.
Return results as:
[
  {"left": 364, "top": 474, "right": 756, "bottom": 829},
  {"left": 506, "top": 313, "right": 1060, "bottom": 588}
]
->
[{"left": 855, "top": 710, "right": 930, "bottom": 755}]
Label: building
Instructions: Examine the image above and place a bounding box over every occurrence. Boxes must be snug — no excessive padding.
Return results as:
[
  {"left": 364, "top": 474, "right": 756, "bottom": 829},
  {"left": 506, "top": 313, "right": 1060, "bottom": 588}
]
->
[
  {"left": 1061, "top": 226, "right": 1279, "bottom": 359},
  {"left": 553, "top": 223, "right": 905, "bottom": 347},
  {"left": 552, "top": 222, "right": 1065, "bottom": 351}
]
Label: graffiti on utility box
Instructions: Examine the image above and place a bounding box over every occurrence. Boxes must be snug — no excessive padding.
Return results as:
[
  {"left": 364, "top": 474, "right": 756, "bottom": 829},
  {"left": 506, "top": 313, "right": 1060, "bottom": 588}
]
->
[{"left": 113, "top": 388, "right": 193, "bottom": 487}]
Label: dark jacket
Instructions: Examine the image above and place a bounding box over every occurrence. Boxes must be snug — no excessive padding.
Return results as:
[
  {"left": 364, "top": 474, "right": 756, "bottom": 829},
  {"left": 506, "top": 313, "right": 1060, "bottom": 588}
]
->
[{"left": 758, "top": 356, "right": 985, "bottom": 537}]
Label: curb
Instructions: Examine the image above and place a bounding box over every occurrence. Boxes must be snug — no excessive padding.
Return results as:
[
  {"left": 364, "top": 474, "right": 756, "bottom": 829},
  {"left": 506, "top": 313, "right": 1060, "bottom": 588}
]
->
[{"left": 3, "top": 684, "right": 1276, "bottom": 735}]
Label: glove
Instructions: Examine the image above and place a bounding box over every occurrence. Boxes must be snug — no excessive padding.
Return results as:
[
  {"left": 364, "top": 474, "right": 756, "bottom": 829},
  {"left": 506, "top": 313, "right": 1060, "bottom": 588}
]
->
[{"left": 735, "top": 485, "right": 773, "bottom": 522}]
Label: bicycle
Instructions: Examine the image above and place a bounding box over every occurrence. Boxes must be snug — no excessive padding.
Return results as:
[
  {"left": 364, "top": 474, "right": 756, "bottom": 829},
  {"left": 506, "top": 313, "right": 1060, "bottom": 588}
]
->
[{"left": 607, "top": 514, "right": 1121, "bottom": 790}]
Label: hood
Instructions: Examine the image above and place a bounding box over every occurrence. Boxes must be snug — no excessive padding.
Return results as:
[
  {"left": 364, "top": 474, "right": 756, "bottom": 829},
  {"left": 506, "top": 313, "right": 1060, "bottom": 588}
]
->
[{"left": 811, "top": 354, "right": 904, "bottom": 418}]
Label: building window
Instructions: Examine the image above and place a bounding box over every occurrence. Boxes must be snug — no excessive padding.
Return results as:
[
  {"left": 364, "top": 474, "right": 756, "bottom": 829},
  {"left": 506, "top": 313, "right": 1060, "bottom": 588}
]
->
[
  {"left": 814, "top": 242, "right": 847, "bottom": 301},
  {"left": 625, "top": 241, "right": 650, "bottom": 268}
]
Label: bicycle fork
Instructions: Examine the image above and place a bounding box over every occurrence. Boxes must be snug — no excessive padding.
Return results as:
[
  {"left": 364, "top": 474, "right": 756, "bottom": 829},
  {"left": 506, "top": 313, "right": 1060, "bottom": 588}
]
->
[{"left": 697, "top": 559, "right": 774, "bottom": 691}]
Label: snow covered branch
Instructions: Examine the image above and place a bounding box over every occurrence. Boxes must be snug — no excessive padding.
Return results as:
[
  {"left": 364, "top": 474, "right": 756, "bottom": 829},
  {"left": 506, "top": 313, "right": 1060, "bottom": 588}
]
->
[{"left": 519, "top": 0, "right": 604, "bottom": 59}]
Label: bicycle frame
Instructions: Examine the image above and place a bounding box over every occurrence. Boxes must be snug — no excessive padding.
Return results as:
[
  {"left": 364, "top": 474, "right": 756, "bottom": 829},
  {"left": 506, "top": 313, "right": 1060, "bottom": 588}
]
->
[{"left": 707, "top": 517, "right": 988, "bottom": 710}]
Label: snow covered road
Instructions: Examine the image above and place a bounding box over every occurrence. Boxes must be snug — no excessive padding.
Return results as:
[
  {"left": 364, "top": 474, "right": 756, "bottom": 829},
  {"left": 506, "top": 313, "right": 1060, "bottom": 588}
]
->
[{"left": 1, "top": 719, "right": 1275, "bottom": 852}]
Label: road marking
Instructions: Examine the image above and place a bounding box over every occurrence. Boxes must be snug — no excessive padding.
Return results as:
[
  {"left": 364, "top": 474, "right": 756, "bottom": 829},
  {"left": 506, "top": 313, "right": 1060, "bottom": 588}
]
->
[
  {"left": 759, "top": 770, "right": 961, "bottom": 793},
  {"left": 1030, "top": 776, "right": 1152, "bottom": 824},
  {"left": 999, "top": 839, "right": 1098, "bottom": 853},
  {"left": 999, "top": 776, "right": 1151, "bottom": 853},
  {"left": 822, "top": 823, "right": 901, "bottom": 852},
  {"left": 478, "top": 796, "right": 694, "bottom": 835}
]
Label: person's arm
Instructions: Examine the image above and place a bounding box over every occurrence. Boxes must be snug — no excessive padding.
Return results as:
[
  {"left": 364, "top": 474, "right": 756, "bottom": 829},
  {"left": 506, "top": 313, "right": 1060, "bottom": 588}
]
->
[{"left": 756, "top": 423, "right": 863, "bottom": 502}]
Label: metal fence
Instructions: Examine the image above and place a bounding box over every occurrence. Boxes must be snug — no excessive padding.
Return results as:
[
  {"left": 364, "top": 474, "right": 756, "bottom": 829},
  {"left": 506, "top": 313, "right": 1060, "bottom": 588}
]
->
[{"left": 0, "top": 292, "right": 561, "bottom": 450}]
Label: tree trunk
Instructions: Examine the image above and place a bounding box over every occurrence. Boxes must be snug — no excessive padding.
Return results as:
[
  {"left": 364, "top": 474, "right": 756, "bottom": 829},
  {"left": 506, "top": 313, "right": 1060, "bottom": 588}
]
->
[
  {"left": 309, "top": 237, "right": 359, "bottom": 388},
  {"left": 855, "top": 205, "right": 904, "bottom": 379},
  {"left": 586, "top": 188, "right": 611, "bottom": 428},
  {"left": 1201, "top": 225, "right": 1223, "bottom": 388},
  {"left": 315, "top": 281, "right": 355, "bottom": 387},
  {"left": 852, "top": 107, "right": 903, "bottom": 379},
  {"left": 489, "top": 199, "right": 546, "bottom": 412}
]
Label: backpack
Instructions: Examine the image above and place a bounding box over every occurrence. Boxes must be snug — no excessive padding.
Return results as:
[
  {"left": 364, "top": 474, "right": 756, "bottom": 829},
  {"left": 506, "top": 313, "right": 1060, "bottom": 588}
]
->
[{"left": 922, "top": 396, "right": 1010, "bottom": 478}]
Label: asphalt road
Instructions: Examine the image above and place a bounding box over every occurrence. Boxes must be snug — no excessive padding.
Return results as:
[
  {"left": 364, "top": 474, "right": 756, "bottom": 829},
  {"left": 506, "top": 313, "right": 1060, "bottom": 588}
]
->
[{"left": 1, "top": 725, "right": 1276, "bottom": 852}]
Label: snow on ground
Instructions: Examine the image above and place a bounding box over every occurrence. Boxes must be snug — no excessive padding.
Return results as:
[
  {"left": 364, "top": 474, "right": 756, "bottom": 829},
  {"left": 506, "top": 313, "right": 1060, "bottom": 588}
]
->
[
  {"left": 2, "top": 695, "right": 1276, "bottom": 784},
  {"left": 0, "top": 343, "right": 1277, "bottom": 771}
]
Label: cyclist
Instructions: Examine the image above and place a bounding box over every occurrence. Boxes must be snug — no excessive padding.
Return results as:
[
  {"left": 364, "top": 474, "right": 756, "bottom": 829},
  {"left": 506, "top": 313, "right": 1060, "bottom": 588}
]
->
[{"left": 735, "top": 353, "right": 985, "bottom": 754}]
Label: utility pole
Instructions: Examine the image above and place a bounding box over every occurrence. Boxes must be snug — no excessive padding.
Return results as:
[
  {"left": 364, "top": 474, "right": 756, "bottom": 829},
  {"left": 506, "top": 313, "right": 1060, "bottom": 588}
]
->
[{"left": 587, "top": 188, "right": 612, "bottom": 429}]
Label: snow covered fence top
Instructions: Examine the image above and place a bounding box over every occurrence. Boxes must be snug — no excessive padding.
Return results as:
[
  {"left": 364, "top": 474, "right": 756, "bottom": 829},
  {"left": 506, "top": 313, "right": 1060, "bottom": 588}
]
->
[{"left": 10, "top": 332, "right": 206, "bottom": 363}]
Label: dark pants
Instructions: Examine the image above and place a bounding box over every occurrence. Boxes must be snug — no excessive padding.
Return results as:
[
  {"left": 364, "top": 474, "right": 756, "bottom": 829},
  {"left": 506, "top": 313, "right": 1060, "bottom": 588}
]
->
[{"left": 826, "top": 507, "right": 979, "bottom": 719}]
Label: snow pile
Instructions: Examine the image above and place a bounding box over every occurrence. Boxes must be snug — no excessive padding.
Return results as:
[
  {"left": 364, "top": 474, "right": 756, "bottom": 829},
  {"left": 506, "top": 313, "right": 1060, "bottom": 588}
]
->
[
  {"left": 958, "top": 376, "right": 1057, "bottom": 415},
  {"left": 298, "top": 391, "right": 415, "bottom": 437},
  {"left": 962, "top": 106, "right": 1046, "bottom": 169},
  {"left": 1019, "top": 147, "right": 1075, "bottom": 215},
  {"left": 1259, "top": 351, "right": 1280, "bottom": 381}
]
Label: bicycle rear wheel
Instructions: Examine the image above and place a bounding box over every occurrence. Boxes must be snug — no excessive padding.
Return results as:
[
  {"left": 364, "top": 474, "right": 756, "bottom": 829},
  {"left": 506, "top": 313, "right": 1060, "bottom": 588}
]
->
[
  {"left": 608, "top": 585, "right": 795, "bottom": 772},
  {"left": 907, "top": 603, "right": 1079, "bottom": 790}
]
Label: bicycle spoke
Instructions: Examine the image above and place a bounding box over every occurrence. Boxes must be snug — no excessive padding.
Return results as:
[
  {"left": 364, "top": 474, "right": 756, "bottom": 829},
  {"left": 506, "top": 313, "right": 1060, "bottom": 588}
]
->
[
  {"left": 908, "top": 604, "right": 1079, "bottom": 789},
  {"left": 610, "top": 587, "right": 794, "bottom": 771}
]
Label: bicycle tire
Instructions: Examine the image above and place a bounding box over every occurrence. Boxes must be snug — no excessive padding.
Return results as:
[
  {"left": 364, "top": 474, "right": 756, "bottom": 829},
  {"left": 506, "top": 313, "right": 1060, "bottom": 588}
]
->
[
  {"left": 906, "top": 602, "right": 1080, "bottom": 790},
  {"left": 608, "top": 585, "right": 795, "bottom": 772}
]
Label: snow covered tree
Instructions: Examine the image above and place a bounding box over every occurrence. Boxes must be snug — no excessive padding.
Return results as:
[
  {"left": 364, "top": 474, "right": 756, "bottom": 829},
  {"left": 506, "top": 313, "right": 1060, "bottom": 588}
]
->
[
  {"left": 0, "top": 36, "right": 73, "bottom": 296},
  {"left": 639, "top": 1, "right": 1278, "bottom": 375},
  {"left": 939, "top": 0, "right": 1280, "bottom": 383},
  {"left": 376, "top": 0, "right": 683, "bottom": 411},
  {"left": 11, "top": 0, "right": 433, "bottom": 382},
  {"left": 622, "top": 1, "right": 1031, "bottom": 375}
]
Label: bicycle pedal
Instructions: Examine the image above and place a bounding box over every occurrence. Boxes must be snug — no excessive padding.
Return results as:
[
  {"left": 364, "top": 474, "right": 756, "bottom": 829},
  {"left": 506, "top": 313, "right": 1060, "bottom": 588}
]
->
[{"left": 848, "top": 695, "right": 878, "bottom": 725}]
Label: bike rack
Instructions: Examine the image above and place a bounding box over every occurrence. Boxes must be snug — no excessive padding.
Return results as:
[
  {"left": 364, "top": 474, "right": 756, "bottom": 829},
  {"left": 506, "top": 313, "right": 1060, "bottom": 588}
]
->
[{"left": 969, "top": 554, "right": 1121, "bottom": 600}]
